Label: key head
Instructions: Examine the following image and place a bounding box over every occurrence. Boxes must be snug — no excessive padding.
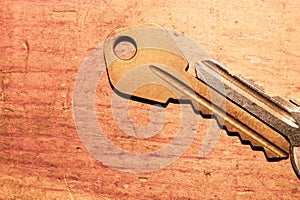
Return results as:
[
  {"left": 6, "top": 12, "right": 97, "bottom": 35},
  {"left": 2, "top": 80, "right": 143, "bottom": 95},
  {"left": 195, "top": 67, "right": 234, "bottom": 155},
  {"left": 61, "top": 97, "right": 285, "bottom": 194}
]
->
[{"left": 104, "top": 23, "right": 190, "bottom": 104}]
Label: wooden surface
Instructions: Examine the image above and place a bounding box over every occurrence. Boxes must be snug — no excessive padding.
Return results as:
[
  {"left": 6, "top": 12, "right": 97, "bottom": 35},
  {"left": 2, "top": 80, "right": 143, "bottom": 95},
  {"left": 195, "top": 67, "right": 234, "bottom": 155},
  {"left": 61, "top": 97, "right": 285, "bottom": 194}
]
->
[{"left": 1, "top": 0, "right": 300, "bottom": 199}]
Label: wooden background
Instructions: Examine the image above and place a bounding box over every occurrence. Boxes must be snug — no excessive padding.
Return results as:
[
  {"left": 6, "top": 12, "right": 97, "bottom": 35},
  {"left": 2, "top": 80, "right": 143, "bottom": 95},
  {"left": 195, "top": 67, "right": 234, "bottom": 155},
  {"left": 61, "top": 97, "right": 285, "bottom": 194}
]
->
[{"left": 1, "top": 0, "right": 300, "bottom": 199}]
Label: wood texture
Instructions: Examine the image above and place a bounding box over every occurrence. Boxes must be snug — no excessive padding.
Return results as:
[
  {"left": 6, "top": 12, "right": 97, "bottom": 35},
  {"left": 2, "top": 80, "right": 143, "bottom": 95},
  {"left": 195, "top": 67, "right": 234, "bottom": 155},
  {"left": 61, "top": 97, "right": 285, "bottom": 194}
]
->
[{"left": 1, "top": 0, "right": 300, "bottom": 199}]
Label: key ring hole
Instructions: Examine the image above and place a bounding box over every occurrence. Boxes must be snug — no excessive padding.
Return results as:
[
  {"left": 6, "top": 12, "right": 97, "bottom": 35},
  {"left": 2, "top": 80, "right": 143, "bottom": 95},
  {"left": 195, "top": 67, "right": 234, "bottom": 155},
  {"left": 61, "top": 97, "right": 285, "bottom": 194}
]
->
[{"left": 113, "top": 36, "right": 137, "bottom": 60}]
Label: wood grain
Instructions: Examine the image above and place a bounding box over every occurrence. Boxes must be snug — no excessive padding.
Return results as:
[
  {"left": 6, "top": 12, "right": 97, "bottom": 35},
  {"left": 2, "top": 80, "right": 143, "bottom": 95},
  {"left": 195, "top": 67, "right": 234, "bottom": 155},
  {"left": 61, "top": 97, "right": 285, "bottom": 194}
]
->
[{"left": 1, "top": 0, "right": 299, "bottom": 199}]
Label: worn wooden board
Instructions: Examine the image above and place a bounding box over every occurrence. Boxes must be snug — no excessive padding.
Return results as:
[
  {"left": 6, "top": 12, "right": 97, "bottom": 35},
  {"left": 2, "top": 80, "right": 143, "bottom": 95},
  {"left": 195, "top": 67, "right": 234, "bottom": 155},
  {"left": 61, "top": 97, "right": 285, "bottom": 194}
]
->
[{"left": 1, "top": 0, "right": 299, "bottom": 199}]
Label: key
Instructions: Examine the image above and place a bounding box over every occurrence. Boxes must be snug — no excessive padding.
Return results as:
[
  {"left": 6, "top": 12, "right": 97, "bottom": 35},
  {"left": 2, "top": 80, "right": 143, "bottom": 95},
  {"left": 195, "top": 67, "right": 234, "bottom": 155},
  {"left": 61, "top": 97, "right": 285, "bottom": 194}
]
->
[{"left": 103, "top": 23, "right": 300, "bottom": 179}]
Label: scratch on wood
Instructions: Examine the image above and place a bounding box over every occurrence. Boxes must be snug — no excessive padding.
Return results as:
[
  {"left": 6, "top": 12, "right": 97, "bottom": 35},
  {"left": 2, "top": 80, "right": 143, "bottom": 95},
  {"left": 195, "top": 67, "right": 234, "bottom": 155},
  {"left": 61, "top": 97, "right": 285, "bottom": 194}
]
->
[
  {"left": 23, "top": 40, "right": 30, "bottom": 72},
  {"left": 52, "top": 10, "right": 78, "bottom": 13},
  {"left": 78, "top": 0, "right": 92, "bottom": 26},
  {"left": 63, "top": 87, "right": 70, "bottom": 110},
  {"left": 64, "top": 174, "right": 75, "bottom": 200},
  {"left": 101, "top": 0, "right": 121, "bottom": 15}
]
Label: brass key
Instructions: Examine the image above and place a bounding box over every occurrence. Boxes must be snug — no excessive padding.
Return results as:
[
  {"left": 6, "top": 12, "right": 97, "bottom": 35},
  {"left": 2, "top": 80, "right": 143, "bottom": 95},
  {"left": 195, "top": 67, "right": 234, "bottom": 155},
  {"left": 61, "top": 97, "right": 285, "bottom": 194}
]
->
[{"left": 104, "top": 24, "right": 300, "bottom": 179}]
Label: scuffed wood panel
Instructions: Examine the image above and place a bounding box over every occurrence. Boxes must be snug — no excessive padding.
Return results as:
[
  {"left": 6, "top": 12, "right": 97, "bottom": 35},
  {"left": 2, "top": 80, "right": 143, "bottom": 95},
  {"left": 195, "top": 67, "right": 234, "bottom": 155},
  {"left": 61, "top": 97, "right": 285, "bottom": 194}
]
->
[{"left": 1, "top": 0, "right": 299, "bottom": 199}]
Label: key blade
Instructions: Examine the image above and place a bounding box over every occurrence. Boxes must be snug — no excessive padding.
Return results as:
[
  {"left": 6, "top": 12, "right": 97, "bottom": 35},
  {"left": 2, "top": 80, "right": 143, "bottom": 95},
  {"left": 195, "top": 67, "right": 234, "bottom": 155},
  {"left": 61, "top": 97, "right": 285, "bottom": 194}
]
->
[
  {"left": 195, "top": 59, "right": 300, "bottom": 139},
  {"left": 196, "top": 59, "right": 300, "bottom": 177},
  {"left": 150, "top": 64, "right": 289, "bottom": 158}
]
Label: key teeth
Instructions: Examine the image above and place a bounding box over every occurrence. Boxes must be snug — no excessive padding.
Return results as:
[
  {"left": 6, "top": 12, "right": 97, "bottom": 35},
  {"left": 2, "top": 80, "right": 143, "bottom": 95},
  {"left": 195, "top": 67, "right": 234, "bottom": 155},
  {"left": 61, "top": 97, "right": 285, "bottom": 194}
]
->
[
  {"left": 215, "top": 118, "right": 287, "bottom": 159},
  {"left": 272, "top": 96, "right": 300, "bottom": 113},
  {"left": 234, "top": 74, "right": 299, "bottom": 113},
  {"left": 193, "top": 104, "right": 287, "bottom": 159},
  {"left": 235, "top": 75, "right": 299, "bottom": 113},
  {"left": 207, "top": 60, "right": 263, "bottom": 92},
  {"left": 235, "top": 75, "right": 266, "bottom": 93}
]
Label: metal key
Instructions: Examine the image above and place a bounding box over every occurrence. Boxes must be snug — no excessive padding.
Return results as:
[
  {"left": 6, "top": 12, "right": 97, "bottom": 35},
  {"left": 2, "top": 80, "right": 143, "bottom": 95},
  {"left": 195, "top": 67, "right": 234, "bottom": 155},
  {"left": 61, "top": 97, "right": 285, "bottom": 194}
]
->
[{"left": 103, "top": 24, "right": 300, "bottom": 179}]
